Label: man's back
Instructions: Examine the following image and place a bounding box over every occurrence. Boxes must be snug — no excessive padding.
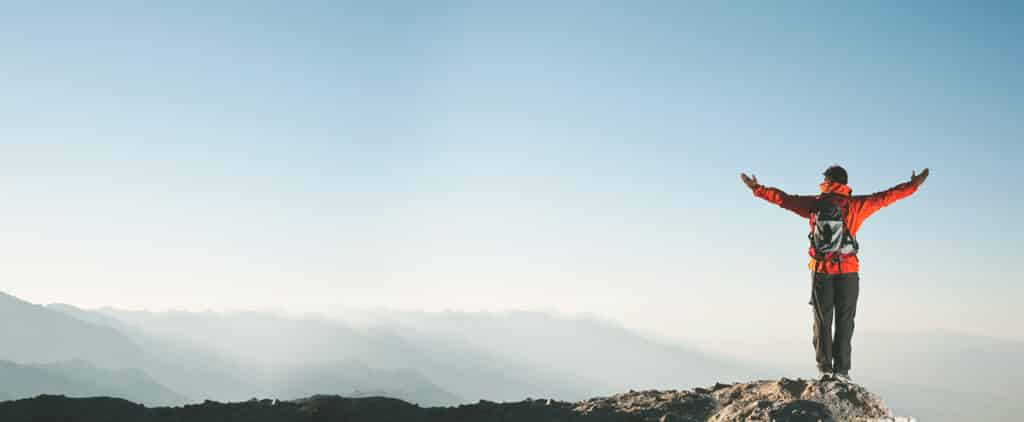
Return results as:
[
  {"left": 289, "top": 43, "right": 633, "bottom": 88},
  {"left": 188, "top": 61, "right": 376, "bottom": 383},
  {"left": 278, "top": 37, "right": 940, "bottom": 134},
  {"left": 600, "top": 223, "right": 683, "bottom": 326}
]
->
[{"left": 748, "top": 177, "right": 921, "bottom": 274}]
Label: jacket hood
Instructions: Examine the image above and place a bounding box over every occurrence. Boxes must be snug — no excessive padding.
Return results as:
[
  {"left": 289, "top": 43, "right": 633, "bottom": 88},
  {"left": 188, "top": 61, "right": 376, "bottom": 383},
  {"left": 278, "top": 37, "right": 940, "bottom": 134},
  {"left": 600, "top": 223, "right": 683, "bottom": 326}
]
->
[{"left": 819, "top": 181, "right": 852, "bottom": 196}]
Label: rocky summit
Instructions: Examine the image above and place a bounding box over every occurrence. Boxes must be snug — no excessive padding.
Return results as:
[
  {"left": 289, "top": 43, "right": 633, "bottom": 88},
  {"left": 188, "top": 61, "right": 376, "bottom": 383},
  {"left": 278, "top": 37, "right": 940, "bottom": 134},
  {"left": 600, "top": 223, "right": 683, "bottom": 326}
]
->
[
  {"left": 0, "top": 378, "right": 914, "bottom": 422},
  {"left": 569, "top": 377, "right": 910, "bottom": 422}
]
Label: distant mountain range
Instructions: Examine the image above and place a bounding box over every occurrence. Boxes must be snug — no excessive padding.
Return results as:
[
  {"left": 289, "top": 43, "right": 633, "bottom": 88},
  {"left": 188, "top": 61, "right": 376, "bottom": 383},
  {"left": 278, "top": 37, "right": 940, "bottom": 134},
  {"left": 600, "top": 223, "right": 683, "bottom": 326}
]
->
[
  {"left": 0, "top": 289, "right": 757, "bottom": 406},
  {"left": 91, "top": 306, "right": 761, "bottom": 402},
  {"left": 0, "top": 291, "right": 459, "bottom": 406},
  {"left": 855, "top": 329, "right": 1024, "bottom": 398},
  {"left": 2, "top": 289, "right": 1021, "bottom": 420}
]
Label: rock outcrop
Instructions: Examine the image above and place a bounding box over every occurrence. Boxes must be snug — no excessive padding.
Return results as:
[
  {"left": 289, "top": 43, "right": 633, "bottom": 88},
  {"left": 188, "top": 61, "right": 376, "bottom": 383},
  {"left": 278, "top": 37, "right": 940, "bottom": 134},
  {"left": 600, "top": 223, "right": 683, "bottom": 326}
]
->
[
  {"left": 569, "top": 377, "right": 907, "bottom": 422},
  {"left": 0, "top": 378, "right": 915, "bottom": 422}
]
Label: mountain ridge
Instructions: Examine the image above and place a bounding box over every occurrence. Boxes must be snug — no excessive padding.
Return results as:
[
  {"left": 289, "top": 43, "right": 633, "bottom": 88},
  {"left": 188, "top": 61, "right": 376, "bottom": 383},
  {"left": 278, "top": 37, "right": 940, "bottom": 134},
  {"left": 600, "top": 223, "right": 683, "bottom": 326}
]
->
[
  {"left": 0, "top": 377, "right": 912, "bottom": 422},
  {"left": 0, "top": 292, "right": 147, "bottom": 369}
]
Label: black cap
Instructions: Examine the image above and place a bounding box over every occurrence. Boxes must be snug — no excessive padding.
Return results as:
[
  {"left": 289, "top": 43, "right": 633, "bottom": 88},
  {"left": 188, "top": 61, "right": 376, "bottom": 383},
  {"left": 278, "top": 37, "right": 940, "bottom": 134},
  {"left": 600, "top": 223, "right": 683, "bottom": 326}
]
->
[{"left": 823, "top": 165, "right": 848, "bottom": 185}]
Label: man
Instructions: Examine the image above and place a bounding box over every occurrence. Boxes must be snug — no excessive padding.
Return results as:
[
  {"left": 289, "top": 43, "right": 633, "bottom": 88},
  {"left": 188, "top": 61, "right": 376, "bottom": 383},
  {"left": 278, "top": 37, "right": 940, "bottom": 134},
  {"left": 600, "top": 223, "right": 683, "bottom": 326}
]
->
[{"left": 739, "top": 165, "right": 929, "bottom": 382}]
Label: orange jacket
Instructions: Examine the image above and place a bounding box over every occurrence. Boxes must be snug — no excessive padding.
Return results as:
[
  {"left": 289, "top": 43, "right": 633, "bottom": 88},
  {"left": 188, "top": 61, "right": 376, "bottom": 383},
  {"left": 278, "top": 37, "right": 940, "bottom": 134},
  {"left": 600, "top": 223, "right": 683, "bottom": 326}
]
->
[{"left": 752, "top": 180, "right": 919, "bottom": 274}]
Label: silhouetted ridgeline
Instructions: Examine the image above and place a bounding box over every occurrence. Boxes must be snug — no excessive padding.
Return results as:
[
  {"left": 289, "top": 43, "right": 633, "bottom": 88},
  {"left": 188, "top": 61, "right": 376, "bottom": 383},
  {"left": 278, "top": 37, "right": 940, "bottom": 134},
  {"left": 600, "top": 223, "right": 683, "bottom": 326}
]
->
[{"left": 0, "top": 378, "right": 914, "bottom": 422}]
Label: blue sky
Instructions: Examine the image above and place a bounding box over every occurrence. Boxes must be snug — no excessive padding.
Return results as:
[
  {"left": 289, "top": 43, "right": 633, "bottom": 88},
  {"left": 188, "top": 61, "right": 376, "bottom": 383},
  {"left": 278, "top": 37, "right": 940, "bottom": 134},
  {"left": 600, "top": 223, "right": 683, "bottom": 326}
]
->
[{"left": 1, "top": 2, "right": 1020, "bottom": 341}]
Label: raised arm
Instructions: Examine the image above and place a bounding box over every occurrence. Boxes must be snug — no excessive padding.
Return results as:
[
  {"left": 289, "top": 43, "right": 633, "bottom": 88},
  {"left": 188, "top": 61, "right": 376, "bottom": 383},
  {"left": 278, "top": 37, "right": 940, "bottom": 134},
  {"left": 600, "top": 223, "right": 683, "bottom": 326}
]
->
[
  {"left": 741, "top": 173, "right": 816, "bottom": 219},
  {"left": 854, "top": 168, "right": 928, "bottom": 221}
]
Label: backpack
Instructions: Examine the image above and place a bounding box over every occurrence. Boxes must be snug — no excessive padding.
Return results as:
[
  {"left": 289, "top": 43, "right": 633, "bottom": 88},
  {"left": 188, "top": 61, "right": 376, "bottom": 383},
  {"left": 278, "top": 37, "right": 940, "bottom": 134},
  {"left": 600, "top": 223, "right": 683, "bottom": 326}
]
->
[{"left": 808, "top": 194, "right": 859, "bottom": 261}]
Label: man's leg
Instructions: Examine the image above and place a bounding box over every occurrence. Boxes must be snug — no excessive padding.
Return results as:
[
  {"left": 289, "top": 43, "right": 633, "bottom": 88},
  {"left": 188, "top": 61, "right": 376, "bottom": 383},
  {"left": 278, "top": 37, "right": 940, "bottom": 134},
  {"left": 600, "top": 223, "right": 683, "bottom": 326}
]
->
[
  {"left": 832, "top": 272, "right": 860, "bottom": 374},
  {"left": 810, "top": 271, "right": 836, "bottom": 373}
]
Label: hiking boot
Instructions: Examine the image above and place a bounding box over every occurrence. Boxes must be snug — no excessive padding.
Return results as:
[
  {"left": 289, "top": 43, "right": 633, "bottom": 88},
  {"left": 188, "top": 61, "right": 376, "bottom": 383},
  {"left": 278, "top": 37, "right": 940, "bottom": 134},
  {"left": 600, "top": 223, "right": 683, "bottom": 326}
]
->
[
  {"left": 833, "top": 372, "right": 852, "bottom": 382},
  {"left": 818, "top": 369, "right": 834, "bottom": 381}
]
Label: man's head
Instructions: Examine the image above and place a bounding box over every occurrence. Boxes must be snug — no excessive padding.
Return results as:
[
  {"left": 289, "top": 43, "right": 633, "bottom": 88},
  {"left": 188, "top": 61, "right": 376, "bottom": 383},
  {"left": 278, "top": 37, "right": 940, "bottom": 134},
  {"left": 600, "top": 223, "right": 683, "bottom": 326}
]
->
[{"left": 823, "top": 165, "right": 848, "bottom": 185}]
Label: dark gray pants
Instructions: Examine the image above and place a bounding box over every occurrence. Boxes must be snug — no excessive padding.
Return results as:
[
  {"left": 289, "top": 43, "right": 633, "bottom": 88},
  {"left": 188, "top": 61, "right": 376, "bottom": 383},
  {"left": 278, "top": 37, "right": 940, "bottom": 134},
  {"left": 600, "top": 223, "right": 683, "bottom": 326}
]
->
[{"left": 810, "top": 272, "right": 859, "bottom": 373}]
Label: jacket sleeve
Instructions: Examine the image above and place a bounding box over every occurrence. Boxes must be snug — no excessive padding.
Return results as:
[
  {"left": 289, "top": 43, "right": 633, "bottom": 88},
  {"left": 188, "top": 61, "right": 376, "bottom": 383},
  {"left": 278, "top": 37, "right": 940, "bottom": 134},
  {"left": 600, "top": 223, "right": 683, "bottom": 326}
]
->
[
  {"left": 752, "top": 185, "right": 816, "bottom": 219},
  {"left": 854, "top": 181, "right": 919, "bottom": 221}
]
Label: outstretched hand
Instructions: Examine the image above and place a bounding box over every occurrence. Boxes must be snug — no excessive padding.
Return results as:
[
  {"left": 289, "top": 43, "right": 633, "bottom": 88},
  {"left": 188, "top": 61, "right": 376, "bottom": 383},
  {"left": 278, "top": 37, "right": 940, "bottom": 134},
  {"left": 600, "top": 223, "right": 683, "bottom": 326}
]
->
[
  {"left": 911, "top": 168, "right": 930, "bottom": 187},
  {"left": 740, "top": 173, "right": 760, "bottom": 190}
]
